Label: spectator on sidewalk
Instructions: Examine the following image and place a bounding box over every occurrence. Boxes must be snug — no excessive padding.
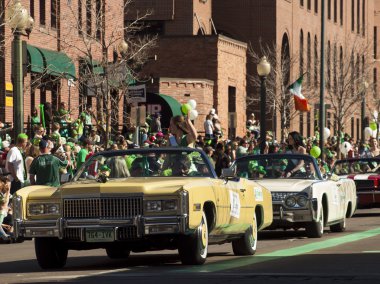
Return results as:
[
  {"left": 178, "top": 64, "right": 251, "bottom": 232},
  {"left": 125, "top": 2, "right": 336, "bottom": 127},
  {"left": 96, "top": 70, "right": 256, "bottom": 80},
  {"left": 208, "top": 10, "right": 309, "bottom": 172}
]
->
[{"left": 6, "top": 134, "right": 28, "bottom": 194}]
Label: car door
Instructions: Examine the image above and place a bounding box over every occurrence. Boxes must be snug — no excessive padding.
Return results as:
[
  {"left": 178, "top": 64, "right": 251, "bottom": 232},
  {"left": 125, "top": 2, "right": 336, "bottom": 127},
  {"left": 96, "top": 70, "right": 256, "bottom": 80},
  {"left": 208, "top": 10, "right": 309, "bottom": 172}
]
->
[{"left": 322, "top": 180, "right": 344, "bottom": 222}]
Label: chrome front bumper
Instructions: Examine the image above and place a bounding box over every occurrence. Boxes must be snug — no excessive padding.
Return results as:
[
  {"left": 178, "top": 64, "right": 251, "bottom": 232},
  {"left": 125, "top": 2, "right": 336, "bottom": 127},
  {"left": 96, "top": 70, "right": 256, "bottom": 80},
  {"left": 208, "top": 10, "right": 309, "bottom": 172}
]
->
[
  {"left": 272, "top": 198, "right": 318, "bottom": 224},
  {"left": 14, "top": 215, "right": 188, "bottom": 240}
]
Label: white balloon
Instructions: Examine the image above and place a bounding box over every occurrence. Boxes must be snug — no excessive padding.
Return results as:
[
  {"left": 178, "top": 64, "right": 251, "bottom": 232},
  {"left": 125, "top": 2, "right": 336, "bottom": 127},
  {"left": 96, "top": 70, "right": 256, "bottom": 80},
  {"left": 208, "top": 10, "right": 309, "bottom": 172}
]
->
[
  {"left": 189, "top": 109, "right": 198, "bottom": 120},
  {"left": 324, "top": 127, "right": 331, "bottom": 139},
  {"left": 340, "top": 142, "right": 352, "bottom": 155},
  {"left": 188, "top": 99, "right": 197, "bottom": 110},
  {"left": 365, "top": 127, "right": 373, "bottom": 140}
]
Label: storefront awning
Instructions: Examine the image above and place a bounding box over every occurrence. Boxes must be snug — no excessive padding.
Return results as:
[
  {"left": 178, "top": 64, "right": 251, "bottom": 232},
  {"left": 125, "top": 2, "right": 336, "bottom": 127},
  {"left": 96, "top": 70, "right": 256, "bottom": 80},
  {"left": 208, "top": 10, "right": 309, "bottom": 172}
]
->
[
  {"left": 26, "top": 45, "right": 45, "bottom": 73},
  {"left": 37, "top": 47, "right": 76, "bottom": 79},
  {"left": 158, "top": 94, "right": 182, "bottom": 117}
]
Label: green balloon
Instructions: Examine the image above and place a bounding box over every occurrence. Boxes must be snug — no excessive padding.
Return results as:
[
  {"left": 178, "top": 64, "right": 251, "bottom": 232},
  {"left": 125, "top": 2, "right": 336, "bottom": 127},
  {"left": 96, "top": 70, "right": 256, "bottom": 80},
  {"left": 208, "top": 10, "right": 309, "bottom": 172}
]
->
[
  {"left": 310, "top": 146, "right": 321, "bottom": 158},
  {"left": 370, "top": 121, "right": 377, "bottom": 131},
  {"left": 181, "top": 103, "right": 192, "bottom": 115}
]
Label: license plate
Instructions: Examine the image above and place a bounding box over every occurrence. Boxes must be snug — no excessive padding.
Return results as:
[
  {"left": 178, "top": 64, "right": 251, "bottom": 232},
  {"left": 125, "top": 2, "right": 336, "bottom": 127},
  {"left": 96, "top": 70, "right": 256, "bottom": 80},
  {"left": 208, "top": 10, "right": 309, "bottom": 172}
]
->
[{"left": 86, "top": 229, "right": 114, "bottom": 242}]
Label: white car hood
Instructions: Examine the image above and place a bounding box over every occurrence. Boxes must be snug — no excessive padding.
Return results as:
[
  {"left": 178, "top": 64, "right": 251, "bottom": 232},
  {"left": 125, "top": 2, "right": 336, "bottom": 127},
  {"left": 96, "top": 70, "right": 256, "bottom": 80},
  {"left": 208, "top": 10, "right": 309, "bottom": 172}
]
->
[{"left": 254, "top": 179, "right": 314, "bottom": 193}]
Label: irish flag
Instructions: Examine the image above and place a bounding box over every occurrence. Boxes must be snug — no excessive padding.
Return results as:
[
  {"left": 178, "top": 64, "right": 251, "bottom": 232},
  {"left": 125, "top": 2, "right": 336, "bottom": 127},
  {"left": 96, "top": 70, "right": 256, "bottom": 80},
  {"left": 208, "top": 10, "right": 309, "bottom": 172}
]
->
[{"left": 288, "top": 75, "right": 310, "bottom": 112}]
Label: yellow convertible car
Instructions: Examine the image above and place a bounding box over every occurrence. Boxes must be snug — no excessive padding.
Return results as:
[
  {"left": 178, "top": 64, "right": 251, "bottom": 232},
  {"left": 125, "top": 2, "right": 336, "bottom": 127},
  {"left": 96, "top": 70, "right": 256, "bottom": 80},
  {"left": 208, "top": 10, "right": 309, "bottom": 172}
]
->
[{"left": 13, "top": 148, "right": 272, "bottom": 268}]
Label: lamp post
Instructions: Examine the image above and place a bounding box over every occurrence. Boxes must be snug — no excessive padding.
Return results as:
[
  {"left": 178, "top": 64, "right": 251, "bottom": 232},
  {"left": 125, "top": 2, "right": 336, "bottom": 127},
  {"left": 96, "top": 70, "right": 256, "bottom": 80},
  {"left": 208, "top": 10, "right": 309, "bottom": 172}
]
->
[
  {"left": 361, "top": 80, "right": 369, "bottom": 141},
  {"left": 257, "top": 56, "right": 271, "bottom": 154},
  {"left": 7, "top": 0, "right": 33, "bottom": 138}
]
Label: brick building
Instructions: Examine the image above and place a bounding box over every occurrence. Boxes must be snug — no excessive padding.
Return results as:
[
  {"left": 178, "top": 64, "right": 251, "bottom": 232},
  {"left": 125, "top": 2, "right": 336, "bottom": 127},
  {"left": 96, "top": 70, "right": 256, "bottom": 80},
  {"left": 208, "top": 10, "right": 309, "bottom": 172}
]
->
[{"left": 213, "top": 0, "right": 378, "bottom": 141}]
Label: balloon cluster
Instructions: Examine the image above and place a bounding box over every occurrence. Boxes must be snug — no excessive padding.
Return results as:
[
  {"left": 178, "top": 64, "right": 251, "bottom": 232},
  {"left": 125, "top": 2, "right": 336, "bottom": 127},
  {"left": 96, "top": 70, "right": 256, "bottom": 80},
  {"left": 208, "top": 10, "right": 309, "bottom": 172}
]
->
[
  {"left": 364, "top": 121, "right": 378, "bottom": 139},
  {"left": 181, "top": 99, "right": 198, "bottom": 120}
]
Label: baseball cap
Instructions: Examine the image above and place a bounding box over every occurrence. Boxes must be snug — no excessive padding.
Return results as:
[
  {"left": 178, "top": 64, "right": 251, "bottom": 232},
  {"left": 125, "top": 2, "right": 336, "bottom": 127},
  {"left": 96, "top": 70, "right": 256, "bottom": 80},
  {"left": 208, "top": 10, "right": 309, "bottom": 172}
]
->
[{"left": 39, "top": 139, "right": 49, "bottom": 149}]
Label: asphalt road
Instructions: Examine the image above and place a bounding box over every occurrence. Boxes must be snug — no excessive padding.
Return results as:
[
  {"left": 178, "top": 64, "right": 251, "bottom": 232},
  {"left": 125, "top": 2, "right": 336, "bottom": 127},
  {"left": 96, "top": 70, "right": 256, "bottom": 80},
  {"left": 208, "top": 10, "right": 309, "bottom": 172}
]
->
[{"left": 1, "top": 208, "right": 380, "bottom": 284}]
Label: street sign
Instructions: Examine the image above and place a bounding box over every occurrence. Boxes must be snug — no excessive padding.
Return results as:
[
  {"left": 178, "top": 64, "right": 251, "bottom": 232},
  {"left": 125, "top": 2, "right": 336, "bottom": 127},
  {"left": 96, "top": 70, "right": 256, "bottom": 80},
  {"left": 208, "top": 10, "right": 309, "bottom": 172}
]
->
[{"left": 128, "top": 84, "right": 146, "bottom": 103}]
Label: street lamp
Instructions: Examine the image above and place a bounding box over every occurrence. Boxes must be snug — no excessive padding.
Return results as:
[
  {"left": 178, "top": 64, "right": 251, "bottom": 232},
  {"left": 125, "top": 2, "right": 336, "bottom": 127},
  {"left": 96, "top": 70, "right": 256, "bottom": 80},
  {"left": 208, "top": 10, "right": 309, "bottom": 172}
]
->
[
  {"left": 7, "top": 0, "right": 34, "bottom": 138},
  {"left": 257, "top": 56, "right": 271, "bottom": 154},
  {"left": 361, "top": 80, "right": 369, "bottom": 142}
]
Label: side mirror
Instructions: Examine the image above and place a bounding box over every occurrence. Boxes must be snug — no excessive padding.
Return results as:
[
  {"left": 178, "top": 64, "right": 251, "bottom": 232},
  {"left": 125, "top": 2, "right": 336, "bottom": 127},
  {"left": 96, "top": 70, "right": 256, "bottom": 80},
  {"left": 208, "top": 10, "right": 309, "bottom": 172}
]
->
[{"left": 221, "top": 168, "right": 236, "bottom": 179}]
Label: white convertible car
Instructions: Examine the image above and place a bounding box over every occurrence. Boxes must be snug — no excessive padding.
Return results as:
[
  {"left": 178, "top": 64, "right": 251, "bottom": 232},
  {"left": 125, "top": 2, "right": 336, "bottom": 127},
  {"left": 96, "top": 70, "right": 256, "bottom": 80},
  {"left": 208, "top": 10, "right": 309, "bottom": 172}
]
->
[{"left": 232, "top": 154, "right": 357, "bottom": 238}]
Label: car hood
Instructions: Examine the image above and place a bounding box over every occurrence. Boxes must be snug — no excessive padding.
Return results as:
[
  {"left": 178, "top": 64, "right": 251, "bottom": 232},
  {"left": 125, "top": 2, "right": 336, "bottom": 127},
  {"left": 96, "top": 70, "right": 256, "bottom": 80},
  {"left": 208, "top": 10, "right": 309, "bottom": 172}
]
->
[
  {"left": 57, "top": 177, "right": 209, "bottom": 197},
  {"left": 253, "top": 179, "right": 314, "bottom": 193}
]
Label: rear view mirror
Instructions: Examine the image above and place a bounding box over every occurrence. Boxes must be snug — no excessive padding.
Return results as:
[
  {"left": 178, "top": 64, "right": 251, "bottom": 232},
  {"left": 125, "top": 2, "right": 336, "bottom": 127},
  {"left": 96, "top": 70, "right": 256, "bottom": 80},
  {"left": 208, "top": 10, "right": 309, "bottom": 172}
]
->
[{"left": 221, "top": 168, "right": 236, "bottom": 179}]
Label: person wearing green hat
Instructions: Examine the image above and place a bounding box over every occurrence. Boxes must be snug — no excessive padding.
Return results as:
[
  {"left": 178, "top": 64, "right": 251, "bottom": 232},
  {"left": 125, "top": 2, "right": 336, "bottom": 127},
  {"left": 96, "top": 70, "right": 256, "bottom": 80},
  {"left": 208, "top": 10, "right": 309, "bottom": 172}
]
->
[{"left": 5, "top": 133, "right": 28, "bottom": 194}]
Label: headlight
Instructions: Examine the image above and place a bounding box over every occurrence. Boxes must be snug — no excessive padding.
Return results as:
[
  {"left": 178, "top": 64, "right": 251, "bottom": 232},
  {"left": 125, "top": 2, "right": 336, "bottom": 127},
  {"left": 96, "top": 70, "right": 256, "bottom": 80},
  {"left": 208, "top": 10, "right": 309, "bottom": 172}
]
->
[
  {"left": 285, "top": 196, "right": 296, "bottom": 207},
  {"left": 145, "top": 200, "right": 178, "bottom": 212},
  {"left": 297, "top": 195, "right": 308, "bottom": 207},
  {"left": 28, "top": 203, "right": 60, "bottom": 216}
]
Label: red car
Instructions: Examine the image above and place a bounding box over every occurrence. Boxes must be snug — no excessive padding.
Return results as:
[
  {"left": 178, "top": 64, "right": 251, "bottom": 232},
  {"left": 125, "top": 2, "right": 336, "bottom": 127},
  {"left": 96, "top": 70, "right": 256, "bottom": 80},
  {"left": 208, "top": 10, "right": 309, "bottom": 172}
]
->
[{"left": 332, "top": 157, "right": 380, "bottom": 208}]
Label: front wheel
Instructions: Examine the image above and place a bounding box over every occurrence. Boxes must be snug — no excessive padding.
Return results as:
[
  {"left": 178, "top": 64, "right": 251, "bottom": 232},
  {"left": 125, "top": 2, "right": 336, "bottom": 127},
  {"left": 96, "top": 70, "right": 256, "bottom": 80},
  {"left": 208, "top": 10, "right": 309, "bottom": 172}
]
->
[
  {"left": 178, "top": 212, "right": 208, "bottom": 265},
  {"left": 232, "top": 212, "right": 258, "bottom": 255},
  {"left": 35, "top": 237, "right": 68, "bottom": 269},
  {"left": 306, "top": 207, "right": 324, "bottom": 238}
]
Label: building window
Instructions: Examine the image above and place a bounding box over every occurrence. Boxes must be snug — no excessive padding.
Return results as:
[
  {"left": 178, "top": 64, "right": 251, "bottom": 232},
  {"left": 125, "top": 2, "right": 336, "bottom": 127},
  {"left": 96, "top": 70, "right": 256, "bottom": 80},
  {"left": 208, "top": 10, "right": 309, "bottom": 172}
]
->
[
  {"left": 352, "top": 0, "right": 355, "bottom": 32},
  {"left": 334, "top": 0, "right": 337, "bottom": 23},
  {"left": 307, "top": 112, "right": 311, "bottom": 137},
  {"left": 327, "top": 41, "right": 331, "bottom": 90},
  {"left": 351, "top": 117, "right": 355, "bottom": 138},
  {"left": 307, "top": 0, "right": 311, "bottom": 10},
  {"left": 95, "top": 0, "right": 102, "bottom": 40},
  {"left": 39, "top": 0, "right": 46, "bottom": 26},
  {"left": 375, "top": 27, "right": 378, "bottom": 59},
  {"left": 362, "top": 0, "right": 365, "bottom": 35},
  {"left": 327, "top": 112, "right": 331, "bottom": 129},
  {"left": 351, "top": 52, "right": 355, "bottom": 95},
  {"left": 340, "top": 46, "right": 343, "bottom": 83},
  {"left": 300, "top": 113, "right": 304, "bottom": 136},
  {"left": 307, "top": 33, "right": 311, "bottom": 85},
  {"left": 340, "top": 0, "right": 343, "bottom": 25},
  {"left": 374, "top": 68, "right": 378, "bottom": 97},
  {"left": 357, "top": 0, "right": 360, "bottom": 34},
  {"left": 86, "top": 0, "right": 92, "bottom": 36},
  {"left": 356, "top": 118, "right": 360, "bottom": 140},
  {"left": 300, "top": 30, "right": 304, "bottom": 75},
  {"left": 314, "top": 36, "right": 318, "bottom": 88},
  {"left": 300, "top": 0, "right": 304, "bottom": 7},
  {"left": 78, "top": 0, "right": 83, "bottom": 35},
  {"left": 51, "top": 0, "right": 57, "bottom": 28},
  {"left": 333, "top": 44, "right": 337, "bottom": 96},
  {"left": 328, "top": 0, "right": 331, "bottom": 20},
  {"left": 30, "top": 0, "right": 35, "bottom": 19},
  {"left": 314, "top": 0, "right": 318, "bottom": 13}
]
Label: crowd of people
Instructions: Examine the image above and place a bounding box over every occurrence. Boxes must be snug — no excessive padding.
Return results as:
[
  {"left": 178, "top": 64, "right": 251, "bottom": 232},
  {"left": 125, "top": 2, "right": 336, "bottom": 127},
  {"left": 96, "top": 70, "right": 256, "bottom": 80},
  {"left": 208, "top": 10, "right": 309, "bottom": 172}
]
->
[{"left": 0, "top": 104, "right": 379, "bottom": 242}]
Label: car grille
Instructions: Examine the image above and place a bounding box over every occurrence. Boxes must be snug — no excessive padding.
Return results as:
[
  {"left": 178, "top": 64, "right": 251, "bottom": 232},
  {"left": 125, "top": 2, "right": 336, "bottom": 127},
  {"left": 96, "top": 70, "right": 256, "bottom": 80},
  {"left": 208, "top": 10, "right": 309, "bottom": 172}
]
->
[
  {"left": 117, "top": 227, "right": 138, "bottom": 240},
  {"left": 354, "top": 180, "right": 375, "bottom": 190},
  {"left": 63, "top": 197, "right": 143, "bottom": 219},
  {"left": 64, "top": 228, "right": 81, "bottom": 241}
]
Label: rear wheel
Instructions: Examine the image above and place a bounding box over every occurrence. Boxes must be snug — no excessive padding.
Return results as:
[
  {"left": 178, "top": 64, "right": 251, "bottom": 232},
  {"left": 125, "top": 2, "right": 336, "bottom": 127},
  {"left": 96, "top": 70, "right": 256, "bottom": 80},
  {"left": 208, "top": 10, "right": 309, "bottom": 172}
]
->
[
  {"left": 330, "top": 216, "right": 346, "bottom": 232},
  {"left": 306, "top": 207, "right": 324, "bottom": 238},
  {"left": 232, "top": 212, "right": 258, "bottom": 255},
  {"left": 35, "top": 237, "right": 68, "bottom": 269},
  {"left": 178, "top": 212, "right": 208, "bottom": 265}
]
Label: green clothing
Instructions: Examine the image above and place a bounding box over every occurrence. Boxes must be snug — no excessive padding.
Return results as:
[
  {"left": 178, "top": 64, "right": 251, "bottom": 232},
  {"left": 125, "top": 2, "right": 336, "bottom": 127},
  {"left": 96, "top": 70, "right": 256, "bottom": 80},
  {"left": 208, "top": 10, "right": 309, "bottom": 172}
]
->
[
  {"left": 29, "top": 154, "right": 68, "bottom": 187},
  {"left": 76, "top": 148, "right": 89, "bottom": 169},
  {"left": 31, "top": 115, "right": 40, "bottom": 125}
]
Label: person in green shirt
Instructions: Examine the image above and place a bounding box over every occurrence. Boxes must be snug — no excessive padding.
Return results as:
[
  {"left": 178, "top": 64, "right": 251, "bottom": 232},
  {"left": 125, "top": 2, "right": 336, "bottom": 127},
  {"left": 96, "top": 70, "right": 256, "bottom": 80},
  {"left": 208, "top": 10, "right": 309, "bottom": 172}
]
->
[
  {"left": 29, "top": 139, "right": 69, "bottom": 187},
  {"left": 76, "top": 138, "right": 93, "bottom": 170}
]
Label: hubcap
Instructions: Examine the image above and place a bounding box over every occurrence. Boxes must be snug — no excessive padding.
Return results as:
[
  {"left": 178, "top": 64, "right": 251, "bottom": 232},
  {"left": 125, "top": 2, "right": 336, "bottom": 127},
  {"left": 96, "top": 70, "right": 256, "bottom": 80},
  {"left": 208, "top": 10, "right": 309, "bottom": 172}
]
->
[{"left": 201, "top": 222, "right": 207, "bottom": 247}]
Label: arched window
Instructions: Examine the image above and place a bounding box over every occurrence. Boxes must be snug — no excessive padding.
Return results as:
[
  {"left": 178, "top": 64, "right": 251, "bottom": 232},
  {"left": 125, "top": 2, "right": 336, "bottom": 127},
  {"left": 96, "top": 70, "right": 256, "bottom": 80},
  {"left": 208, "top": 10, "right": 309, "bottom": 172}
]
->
[
  {"left": 300, "top": 30, "right": 304, "bottom": 75},
  {"left": 334, "top": 0, "right": 337, "bottom": 22},
  {"left": 351, "top": 0, "right": 355, "bottom": 32},
  {"left": 307, "top": 33, "right": 311, "bottom": 85},
  {"left": 315, "top": 0, "right": 318, "bottom": 13},
  {"left": 314, "top": 36, "right": 319, "bottom": 88}
]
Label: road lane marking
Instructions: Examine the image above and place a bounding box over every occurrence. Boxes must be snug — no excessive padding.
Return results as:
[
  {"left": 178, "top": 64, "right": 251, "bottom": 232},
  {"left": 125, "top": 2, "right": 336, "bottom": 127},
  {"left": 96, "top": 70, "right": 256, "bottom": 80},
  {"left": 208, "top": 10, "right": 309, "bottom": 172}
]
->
[{"left": 176, "top": 227, "right": 380, "bottom": 273}]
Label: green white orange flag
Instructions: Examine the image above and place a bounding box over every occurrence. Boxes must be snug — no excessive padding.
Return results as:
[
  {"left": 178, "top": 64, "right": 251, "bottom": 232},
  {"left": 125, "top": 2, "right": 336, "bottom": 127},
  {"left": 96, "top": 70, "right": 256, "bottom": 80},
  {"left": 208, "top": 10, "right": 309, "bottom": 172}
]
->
[{"left": 288, "top": 75, "right": 310, "bottom": 112}]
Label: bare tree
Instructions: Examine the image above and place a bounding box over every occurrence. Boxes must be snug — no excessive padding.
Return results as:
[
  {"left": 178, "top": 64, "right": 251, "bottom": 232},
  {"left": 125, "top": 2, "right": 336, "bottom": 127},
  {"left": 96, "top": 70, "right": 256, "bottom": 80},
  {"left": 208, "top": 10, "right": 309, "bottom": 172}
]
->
[
  {"left": 32, "top": 0, "right": 156, "bottom": 146},
  {"left": 327, "top": 37, "right": 373, "bottom": 150},
  {"left": 249, "top": 41, "right": 319, "bottom": 142}
]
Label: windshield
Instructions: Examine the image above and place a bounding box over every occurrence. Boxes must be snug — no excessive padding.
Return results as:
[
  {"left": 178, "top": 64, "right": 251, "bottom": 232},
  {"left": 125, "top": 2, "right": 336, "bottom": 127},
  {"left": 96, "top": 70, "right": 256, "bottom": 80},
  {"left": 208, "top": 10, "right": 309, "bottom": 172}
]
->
[
  {"left": 234, "top": 155, "right": 320, "bottom": 180},
  {"left": 332, "top": 159, "right": 380, "bottom": 176},
  {"left": 73, "top": 149, "right": 214, "bottom": 181}
]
